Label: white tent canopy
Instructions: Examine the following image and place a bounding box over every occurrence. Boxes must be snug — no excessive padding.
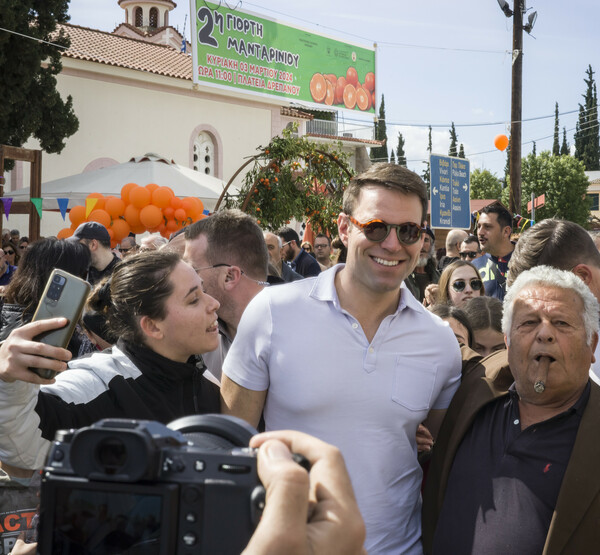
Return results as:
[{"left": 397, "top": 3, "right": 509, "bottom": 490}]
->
[{"left": 9, "top": 153, "right": 226, "bottom": 210}]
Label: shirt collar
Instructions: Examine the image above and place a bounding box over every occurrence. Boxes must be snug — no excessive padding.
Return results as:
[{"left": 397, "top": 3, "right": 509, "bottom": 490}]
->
[
  {"left": 309, "top": 264, "right": 422, "bottom": 316},
  {"left": 508, "top": 379, "right": 591, "bottom": 418}
]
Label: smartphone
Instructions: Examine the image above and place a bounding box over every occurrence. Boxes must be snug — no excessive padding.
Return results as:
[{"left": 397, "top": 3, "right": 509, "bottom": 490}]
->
[{"left": 30, "top": 269, "right": 91, "bottom": 379}]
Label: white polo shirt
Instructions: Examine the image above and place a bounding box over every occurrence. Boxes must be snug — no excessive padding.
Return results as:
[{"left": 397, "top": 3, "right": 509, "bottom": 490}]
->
[{"left": 223, "top": 266, "right": 462, "bottom": 554}]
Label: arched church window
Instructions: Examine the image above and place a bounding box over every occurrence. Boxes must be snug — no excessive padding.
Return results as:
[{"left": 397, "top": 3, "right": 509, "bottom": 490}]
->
[
  {"left": 149, "top": 8, "right": 158, "bottom": 28},
  {"left": 134, "top": 7, "right": 143, "bottom": 27},
  {"left": 193, "top": 132, "right": 215, "bottom": 176}
]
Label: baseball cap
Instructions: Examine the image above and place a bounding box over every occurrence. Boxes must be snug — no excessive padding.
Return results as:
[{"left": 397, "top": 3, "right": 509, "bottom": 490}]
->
[{"left": 69, "top": 222, "right": 110, "bottom": 243}]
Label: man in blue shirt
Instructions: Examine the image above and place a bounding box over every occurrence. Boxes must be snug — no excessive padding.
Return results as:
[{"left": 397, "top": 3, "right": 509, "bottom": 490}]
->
[
  {"left": 472, "top": 204, "right": 515, "bottom": 300},
  {"left": 0, "top": 247, "right": 16, "bottom": 289},
  {"left": 277, "top": 227, "right": 321, "bottom": 278}
]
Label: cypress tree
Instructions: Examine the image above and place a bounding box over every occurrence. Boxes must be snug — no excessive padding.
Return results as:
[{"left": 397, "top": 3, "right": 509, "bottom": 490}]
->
[
  {"left": 396, "top": 132, "right": 406, "bottom": 167},
  {"left": 574, "top": 65, "right": 600, "bottom": 170},
  {"left": 390, "top": 150, "right": 396, "bottom": 164},
  {"left": 370, "top": 94, "right": 388, "bottom": 162},
  {"left": 448, "top": 122, "right": 458, "bottom": 157},
  {"left": 458, "top": 144, "right": 465, "bottom": 159},
  {"left": 422, "top": 126, "right": 432, "bottom": 186},
  {"left": 560, "top": 127, "right": 569, "bottom": 156},
  {"left": 552, "top": 102, "right": 560, "bottom": 156}
]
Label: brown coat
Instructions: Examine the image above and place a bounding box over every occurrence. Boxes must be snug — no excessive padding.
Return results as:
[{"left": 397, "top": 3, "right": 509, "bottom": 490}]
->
[{"left": 422, "top": 347, "right": 600, "bottom": 554}]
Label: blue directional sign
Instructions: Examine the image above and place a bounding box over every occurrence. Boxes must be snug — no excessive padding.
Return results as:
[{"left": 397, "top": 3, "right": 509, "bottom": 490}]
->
[{"left": 430, "top": 154, "right": 470, "bottom": 229}]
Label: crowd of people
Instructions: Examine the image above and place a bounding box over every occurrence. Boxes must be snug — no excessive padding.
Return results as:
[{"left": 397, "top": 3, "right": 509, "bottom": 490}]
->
[{"left": 1, "top": 163, "right": 600, "bottom": 553}]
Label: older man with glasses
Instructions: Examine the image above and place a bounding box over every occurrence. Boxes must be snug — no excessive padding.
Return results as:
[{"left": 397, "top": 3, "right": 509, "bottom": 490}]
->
[{"left": 221, "top": 163, "right": 461, "bottom": 554}]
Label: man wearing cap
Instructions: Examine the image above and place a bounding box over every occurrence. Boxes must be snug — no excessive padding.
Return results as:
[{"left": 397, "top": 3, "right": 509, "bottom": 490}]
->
[
  {"left": 70, "top": 222, "right": 119, "bottom": 286},
  {"left": 406, "top": 226, "right": 439, "bottom": 303}
]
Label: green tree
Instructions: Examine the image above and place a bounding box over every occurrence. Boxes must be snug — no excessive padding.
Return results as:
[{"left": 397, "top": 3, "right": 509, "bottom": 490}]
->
[
  {"left": 448, "top": 122, "right": 458, "bottom": 157},
  {"left": 560, "top": 127, "right": 570, "bottom": 156},
  {"left": 422, "top": 126, "right": 432, "bottom": 186},
  {"left": 0, "top": 0, "right": 79, "bottom": 170},
  {"left": 389, "top": 150, "right": 396, "bottom": 164},
  {"left": 458, "top": 143, "right": 465, "bottom": 159},
  {"left": 470, "top": 169, "right": 503, "bottom": 200},
  {"left": 370, "top": 94, "right": 388, "bottom": 162},
  {"left": 521, "top": 151, "right": 590, "bottom": 226},
  {"left": 396, "top": 131, "right": 406, "bottom": 167},
  {"left": 552, "top": 102, "right": 560, "bottom": 156},
  {"left": 574, "top": 65, "right": 600, "bottom": 170}
]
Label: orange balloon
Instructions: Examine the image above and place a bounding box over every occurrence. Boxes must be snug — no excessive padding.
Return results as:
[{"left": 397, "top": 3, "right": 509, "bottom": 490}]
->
[
  {"left": 181, "top": 197, "right": 196, "bottom": 216},
  {"left": 163, "top": 206, "right": 175, "bottom": 219},
  {"left": 88, "top": 209, "right": 111, "bottom": 229},
  {"left": 121, "top": 183, "right": 138, "bottom": 204},
  {"left": 160, "top": 229, "right": 171, "bottom": 239},
  {"left": 57, "top": 227, "right": 74, "bottom": 239},
  {"left": 107, "top": 228, "right": 115, "bottom": 241},
  {"left": 192, "top": 198, "right": 204, "bottom": 217},
  {"left": 174, "top": 208, "right": 187, "bottom": 221},
  {"left": 111, "top": 240, "right": 119, "bottom": 249},
  {"left": 166, "top": 219, "right": 179, "bottom": 232},
  {"left": 69, "top": 205, "right": 86, "bottom": 226},
  {"left": 129, "top": 186, "right": 151, "bottom": 209},
  {"left": 152, "top": 187, "right": 174, "bottom": 209},
  {"left": 170, "top": 196, "right": 183, "bottom": 210},
  {"left": 494, "top": 134, "right": 509, "bottom": 151},
  {"left": 111, "top": 218, "right": 131, "bottom": 241},
  {"left": 130, "top": 224, "right": 146, "bottom": 235},
  {"left": 87, "top": 193, "right": 105, "bottom": 211},
  {"left": 145, "top": 183, "right": 159, "bottom": 194},
  {"left": 105, "top": 196, "right": 126, "bottom": 218},
  {"left": 140, "top": 204, "right": 164, "bottom": 229},
  {"left": 124, "top": 204, "right": 142, "bottom": 227}
]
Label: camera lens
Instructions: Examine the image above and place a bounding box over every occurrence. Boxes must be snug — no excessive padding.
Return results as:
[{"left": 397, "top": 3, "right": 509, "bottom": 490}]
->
[{"left": 95, "top": 436, "right": 128, "bottom": 475}]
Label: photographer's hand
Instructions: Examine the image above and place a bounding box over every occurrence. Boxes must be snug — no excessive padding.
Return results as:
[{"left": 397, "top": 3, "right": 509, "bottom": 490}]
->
[
  {"left": 244, "top": 430, "right": 366, "bottom": 555},
  {"left": 9, "top": 537, "right": 37, "bottom": 555},
  {"left": 0, "top": 318, "right": 71, "bottom": 384}
]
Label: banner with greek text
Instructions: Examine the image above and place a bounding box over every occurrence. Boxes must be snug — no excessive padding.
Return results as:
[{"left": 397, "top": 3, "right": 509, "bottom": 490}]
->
[{"left": 191, "top": 1, "right": 376, "bottom": 113}]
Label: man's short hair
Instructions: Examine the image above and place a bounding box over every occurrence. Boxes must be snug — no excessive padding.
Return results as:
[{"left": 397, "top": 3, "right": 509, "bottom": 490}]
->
[
  {"left": 507, "top": 219, "right": 600, "bottom": 287},
  {"left": 445, "top": 229, "right": 467, "bottom": 251},
  {"left": 462, "top": 235, "right": 481, "bottom": 250},
  {"left": 314, "top": 233, "right": 331, "bottom": 246},
  {"left": 185, "top": 209, "right": 269, "bottom": 280},
  {"left": 502, "top": 265, "right": 599, "bottom": 345},
  {"left": 479, "top": 204, "right": 513, "bottom": 230},
  {"left": 277, "top": 227, "right": 300, "bottom": 247},
  {"left": 342, "top": 163, "right": 428, "bottom": 223}
]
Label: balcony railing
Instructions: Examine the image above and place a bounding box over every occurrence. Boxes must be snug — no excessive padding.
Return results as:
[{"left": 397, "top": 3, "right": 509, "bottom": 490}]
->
[{"left": 306, "top": 118, "right": 375, "bottom": 141}]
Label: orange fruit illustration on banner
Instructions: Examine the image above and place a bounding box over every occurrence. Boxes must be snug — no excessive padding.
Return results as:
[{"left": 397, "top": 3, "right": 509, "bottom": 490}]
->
[
  {"left": 343, "top": 84, "right": 357, "bottom": 109},
  {"left": 346, "top": 67, "right": 358, "bottom": 88},
  {"left": 364, "top": 72, "right": 375, "bottom": 92},
  {"left": 325, "top": 73, "right": 337, "bottom": 85},
  {"left": 356, "top": 87, "right": 371, "bottom": 111},
  {"left": 335, "top": 76, "right": 347, "bottom": 104},
  {"left": 310, "top": 73, "right": 327, "bottom": 103},
  {"left": 324, "top": 81, "right": 335, "bottom": 106}
]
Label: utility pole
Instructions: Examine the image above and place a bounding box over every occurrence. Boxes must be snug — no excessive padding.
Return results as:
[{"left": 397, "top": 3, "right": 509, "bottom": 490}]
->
[{"left": 509, "top": 1, "right": 523, "bottom": 216}]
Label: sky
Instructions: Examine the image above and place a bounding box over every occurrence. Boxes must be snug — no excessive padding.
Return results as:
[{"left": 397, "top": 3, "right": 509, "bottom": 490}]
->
[{"left": 67, "top": 0, "right": 600, "bottom": 179}]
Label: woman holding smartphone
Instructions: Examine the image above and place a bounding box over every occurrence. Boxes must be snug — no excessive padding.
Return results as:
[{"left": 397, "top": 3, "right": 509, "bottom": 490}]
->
[{"left": 0, "top": 250, "right": 221, "bottom": 470}]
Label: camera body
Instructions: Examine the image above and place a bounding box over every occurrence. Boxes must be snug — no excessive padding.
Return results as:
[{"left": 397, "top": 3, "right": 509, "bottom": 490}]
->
[{"left": 39, "top": 416, "right": 265, "bottom": 554}]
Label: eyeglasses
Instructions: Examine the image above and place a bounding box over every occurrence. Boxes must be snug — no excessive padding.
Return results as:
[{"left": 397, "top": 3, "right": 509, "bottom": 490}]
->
[
  {"left": 282, "top": 240, "right": 293, "bottom": 247},
  {"left": 194, "top": 263, "right": 270, "bottom": 287},
  {"left": 460, "top": 251, "right": 479, "bottom": 259},
  {"left": 451, "top": 278, "right": 483, "bottom": 293},
  {"left": 4, "top": 250, "right": 14, "bottom": 255},
  {"left": 120, "top": 247, "right": 136, "bottom": 253},
  {"left": 314, "top": 244, "right": 329, "bottom": 249},
  {"left": 348, "top": 216, "right": 422, "bottom": 245}
]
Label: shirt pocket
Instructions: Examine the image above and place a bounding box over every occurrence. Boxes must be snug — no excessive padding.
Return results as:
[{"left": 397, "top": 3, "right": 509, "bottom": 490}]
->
[{"left": 392, "top": 358, "right": 437, "bottom": 411}]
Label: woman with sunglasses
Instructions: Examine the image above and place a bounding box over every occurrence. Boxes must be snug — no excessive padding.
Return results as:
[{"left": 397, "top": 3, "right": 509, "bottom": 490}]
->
[
  {"left": 2, "top": 241, "right": 19, "bottom": 267},
  {"left": 436, "top": 260, "right": 484, "bottom": 308}
]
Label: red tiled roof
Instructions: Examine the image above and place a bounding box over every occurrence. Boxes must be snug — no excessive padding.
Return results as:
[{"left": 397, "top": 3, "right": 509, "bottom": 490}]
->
[
  {"left": 280, "top": 107, "right": 314, "bottom": 120},
  {"left": 306, "top": 133, "right": 383, "bottom": 146},
  {"left": 59, "top": 23, "right": 193, "bottom": 80}
]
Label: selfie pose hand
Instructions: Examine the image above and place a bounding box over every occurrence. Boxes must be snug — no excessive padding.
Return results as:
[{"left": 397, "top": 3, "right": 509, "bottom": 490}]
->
[
  {"left": 0, "top": 318, "right": 71, "bottom": 384},
  {"left": 244, "top": 430, "right": 366, "bottom": 555}
]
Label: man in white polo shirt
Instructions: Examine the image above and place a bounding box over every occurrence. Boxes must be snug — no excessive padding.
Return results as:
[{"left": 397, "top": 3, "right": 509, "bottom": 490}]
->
[{"left": 221, "top": 163, "right": 462, "bottom": 554}]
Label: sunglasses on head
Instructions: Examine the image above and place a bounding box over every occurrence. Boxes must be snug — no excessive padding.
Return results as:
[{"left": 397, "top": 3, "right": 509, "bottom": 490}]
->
[
  {"left": 451, "top": 278, "right": 483, "bottom": 293},
  {"left": 348, "top": 216, "right": 422, "bottom": 245},
  {"left": 460, "top": 251, "right": 479, "bottom": 259}
]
